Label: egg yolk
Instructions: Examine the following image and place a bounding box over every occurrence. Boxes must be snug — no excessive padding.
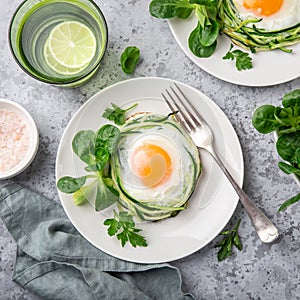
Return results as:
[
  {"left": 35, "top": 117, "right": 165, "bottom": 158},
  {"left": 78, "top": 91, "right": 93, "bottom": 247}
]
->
[
  {"left": 130, "top": 143, "right": 172, "bottom": 188},
  {"left": 243, "top": 0, "right": 283, "bottom": 16}
]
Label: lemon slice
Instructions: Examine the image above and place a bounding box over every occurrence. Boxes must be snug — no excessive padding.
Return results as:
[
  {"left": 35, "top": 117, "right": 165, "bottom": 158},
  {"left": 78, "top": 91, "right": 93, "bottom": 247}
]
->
[
  {"left": 47, "top": 21, "right": 97, "bottom": 69},
  {"left": 44, "top": 40, "right": 88, "bottom": 75}
]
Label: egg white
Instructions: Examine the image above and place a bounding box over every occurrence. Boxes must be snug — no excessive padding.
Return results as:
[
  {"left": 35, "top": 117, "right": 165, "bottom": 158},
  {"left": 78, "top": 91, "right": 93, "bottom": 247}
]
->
[
  {"left": 234, "top": 0, "right": 300, "bottom": 30},
  {"left": 111, "top": 114, "right": 201, "bottom": 208},
  {"left": 126, "top": 133, "right": 181, "bottom": 191}
]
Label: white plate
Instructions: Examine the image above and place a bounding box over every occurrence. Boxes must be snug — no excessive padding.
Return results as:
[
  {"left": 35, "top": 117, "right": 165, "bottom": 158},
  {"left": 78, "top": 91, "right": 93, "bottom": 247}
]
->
[
  {"left": 168, "top": 15, "right": 300, "bottom": 86},
  {"left": 56, "top": 77, "right": 244, "bottom": 263}
]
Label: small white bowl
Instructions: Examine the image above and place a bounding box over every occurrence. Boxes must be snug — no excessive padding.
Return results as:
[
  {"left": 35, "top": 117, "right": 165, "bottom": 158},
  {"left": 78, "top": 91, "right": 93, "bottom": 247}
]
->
[{"left": 0, "top": 98, "right": 39, "bottom": 179}]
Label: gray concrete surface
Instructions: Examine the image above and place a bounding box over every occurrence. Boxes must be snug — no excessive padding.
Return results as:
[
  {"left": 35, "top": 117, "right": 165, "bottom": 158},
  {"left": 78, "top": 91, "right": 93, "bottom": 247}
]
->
[{"left": 1, "top": 1, "right": 299, "bottom": 299}]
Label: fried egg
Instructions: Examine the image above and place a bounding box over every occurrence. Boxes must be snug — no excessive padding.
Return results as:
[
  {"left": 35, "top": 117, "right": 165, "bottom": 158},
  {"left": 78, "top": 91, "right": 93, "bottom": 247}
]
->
[
  {"left": 111, "top": 113, "right": 201, "bottom": 221},
  {"left": 234, "top": 0, "right": 300, "bottom": 30}
]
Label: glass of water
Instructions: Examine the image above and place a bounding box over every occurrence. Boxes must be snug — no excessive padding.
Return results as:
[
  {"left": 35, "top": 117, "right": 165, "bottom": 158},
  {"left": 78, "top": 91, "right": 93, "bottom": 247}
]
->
[{"left": 9, "top": 0, "right": 108, "bottom": 87}]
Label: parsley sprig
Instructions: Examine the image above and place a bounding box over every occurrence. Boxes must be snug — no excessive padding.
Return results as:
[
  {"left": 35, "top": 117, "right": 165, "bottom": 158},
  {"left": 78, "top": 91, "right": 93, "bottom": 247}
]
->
[
  {"left": 278, "top": 192, "right": 300, "bottom": 212},
  {"left": 104, "top": 210, "right": 148, "bottom": 247},
  {"left": 223, "top": 44, "right": 253, "bottom": 71},
  {"left": 102, "top": 103, "right": 138, "bottom": 125},
  {"left": 214, "top": 219, "right": 243, "bottom": 261}
]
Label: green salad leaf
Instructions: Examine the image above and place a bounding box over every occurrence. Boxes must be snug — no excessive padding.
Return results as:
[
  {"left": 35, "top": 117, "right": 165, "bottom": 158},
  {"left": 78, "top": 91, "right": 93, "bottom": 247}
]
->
[
  {"left": 276, "top": 132, "right": 300, "bottom": 164},
  {"left": 95, "top": 125, "right": 121, "bottom": 156},
  {"left": 57, "top": 103, "right": 148, "bottom": 248},
  {"left": 214, "top": 219, "right": 242, "bottom": 261},
  {"left": 57, "top": 125, "right": 121, "bottom": 211},
  {"left": 278, "top": 162, "right": 300, "bottom": 176},
  {"left": 150, "top": 0, "right": 220, "bottom": 59},
  {"left": 72, "top": 183, "right": 96, "bottom": 206},
  {"left": 57, "top": 176, "right": 87, "bottom": 194},
  {"left": 251, "top": 105, "right": 280, "bottom": 134},
  {"left": 72, "top": 130, "right": 96, "bottom": 165},
  {"left": 94, "top": 177, "right": 119, "bottom": 211},
  {"left": 120, "top": 46, "right": 140, "bottom": 74},
  {"left": 149, "top": 0, "right": 194, "bottom": 19},
  {"left": 252, "top": 89, "right": 300, "bottom": 211},
  {"left": 188, "top": 22, "right": 217, "bottom": 57}
]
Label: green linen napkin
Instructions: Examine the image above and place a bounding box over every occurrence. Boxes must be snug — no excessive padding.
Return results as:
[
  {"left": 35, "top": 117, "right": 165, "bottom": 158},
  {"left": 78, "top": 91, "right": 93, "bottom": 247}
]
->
[{"left": 0, "top": 183, "right": 194, "bottom": 300}]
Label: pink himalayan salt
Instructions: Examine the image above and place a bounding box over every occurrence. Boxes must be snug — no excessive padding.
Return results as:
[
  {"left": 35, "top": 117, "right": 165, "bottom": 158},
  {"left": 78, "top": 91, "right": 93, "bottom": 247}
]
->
[{"left": 0, "top": 108, "right": 30, "bottom": 173}]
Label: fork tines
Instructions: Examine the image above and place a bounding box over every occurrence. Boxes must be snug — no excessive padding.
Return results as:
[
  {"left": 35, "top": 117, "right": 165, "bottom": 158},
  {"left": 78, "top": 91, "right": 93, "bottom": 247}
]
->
[{"left": 161, "top": 83, "right": 202, "bottom": 133}]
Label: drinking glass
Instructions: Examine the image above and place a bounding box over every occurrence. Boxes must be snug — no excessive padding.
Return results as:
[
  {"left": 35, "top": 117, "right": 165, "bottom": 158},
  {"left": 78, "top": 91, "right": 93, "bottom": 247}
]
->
[{"left": 9, "top": 0, "right": 108, "bottom": 87}]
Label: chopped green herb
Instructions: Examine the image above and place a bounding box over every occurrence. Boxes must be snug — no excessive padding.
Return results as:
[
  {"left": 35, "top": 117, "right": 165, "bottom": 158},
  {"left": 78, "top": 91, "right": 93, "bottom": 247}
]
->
[
  {"left": 214, "top": 219, "right": 243, "bottom": 261},
  {"left": 223, "top": 44, "right": 253, "bottom": 71},
  {"left": 102, "top": 103, "right": 138, "bottom": 125},
  {"left": 104, "top": 210, "right": 148, "bottom": 247}
]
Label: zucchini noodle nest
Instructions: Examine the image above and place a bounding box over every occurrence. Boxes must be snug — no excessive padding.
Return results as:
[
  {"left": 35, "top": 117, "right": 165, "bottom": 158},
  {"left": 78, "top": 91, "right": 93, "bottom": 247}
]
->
[{"left": 218, "top": 0, "right": 300, "bottom": 53}]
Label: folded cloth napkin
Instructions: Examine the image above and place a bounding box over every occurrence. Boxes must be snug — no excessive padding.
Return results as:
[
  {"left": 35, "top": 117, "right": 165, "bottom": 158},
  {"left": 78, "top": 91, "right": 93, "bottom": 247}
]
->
[{"left": 0, "top": 183, "right": 194, "bottom": 300}]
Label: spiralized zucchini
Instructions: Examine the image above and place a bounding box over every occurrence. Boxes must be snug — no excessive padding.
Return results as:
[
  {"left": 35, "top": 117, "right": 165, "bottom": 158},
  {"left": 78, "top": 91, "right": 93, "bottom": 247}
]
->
[
  {"left": 218, "top": 0, "right": 300, "bottom": 53},
  {"left": 111, "top": 114, "right": 201, "bottom": 222}
]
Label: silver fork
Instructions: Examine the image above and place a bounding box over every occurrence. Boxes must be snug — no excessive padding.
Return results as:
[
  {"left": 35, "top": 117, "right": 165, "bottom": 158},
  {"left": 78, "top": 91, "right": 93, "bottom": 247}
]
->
[{"left": 162, "top": 83, "right": 279, "bottom": 243}]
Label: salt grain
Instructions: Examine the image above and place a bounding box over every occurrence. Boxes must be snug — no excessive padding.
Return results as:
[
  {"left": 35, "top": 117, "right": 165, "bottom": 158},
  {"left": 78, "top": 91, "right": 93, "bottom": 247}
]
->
[{"left": 0, "top": 108, "right": 30, "bottom": 173}]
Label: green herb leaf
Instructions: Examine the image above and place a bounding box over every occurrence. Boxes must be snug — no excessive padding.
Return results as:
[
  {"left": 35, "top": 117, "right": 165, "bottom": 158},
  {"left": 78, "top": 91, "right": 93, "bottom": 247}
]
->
[
  {"left": 282, "top": 89, "right": 300, "bottom": 108},
  {"left": 94, "top": 125, "right": 121, "bottom": 171},
  {"left": 278, "top": 192, "right": 300, "bottom": 211},
  {"left": 103, "top": 177, "right": 120, "bottom": 197},
  {"left": 252, "top": 89, "right": 300, "bottom": 211},
  {"left": 57, "top": 176, "right": 87, "bottom": 194},
  {"left": 274, "top": 107, "right": 294, "bottom": 128},
  {"left": 214, "top": 219, "right": 242, "bottom": 261},
  {"left": 222, "top": 51, "right": 234, "bottom": 60},
  {"left": 252, "top": 105, "right": 280, "bottom": 134},
  {"left": 72, "top": 130, "right": 96, "bottom": 165},
  {"left": 95, "top": 124, "right": 121, "bottom": 154},
  {"left": 104, "top": 218, "right": 121, "bottom": 236},
  {"left": 149, "top": 0, "right": 194, "bottom": 19},
  {"left": 150, "top": 0, "right": 220, "bottom": 58},
  {"left": 120, "top": 46, "right": 140, "bottom": 74},
  {"left": 94, "top": 177, "right": 119, "bottom": 211},
  {"left": 234, "top": 51, "right": 253, "bottom": 71},
  {"left": 278, "top": 162, "right": 300, "bottom": 176},
  {"left": 188, "top": 22, "right": 217, "bottom": 58},
  {"left": 233, "top": 232, "right": 243, "bottom": 251},
  {"left": 104, "top": 210, "right": 148, "bottom": 247},
  {"left": 276, "top": 132, "right": 300, "bottom": 163},
  {"left": 94, "top": 148, "right": 110, "bottom": 171},
  {"left": 199, "top": 19, "right": 219, "bottom": 47},
  {"left": 102, "top": 103, "right": 138, "bottom": 125},
  {"left": 72, "top": 182, "right": 96, "bottom": 205},
  {"left": 223, "top": 44, "right": 253, "bottom": 71},
  {"left": 190, "top": 0, "right": 215, "bottom": 6}
]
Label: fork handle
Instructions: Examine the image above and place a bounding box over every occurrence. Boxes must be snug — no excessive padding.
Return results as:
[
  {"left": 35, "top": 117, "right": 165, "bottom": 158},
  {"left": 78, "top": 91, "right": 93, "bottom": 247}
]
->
[{"left": 206, "top": 146, "right": 279, "bottom": 243}]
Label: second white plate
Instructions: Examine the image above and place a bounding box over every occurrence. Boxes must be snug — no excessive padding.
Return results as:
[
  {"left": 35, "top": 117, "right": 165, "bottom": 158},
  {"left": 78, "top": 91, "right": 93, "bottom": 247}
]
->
[
  {"left": 56, "top": 77, "right": 244, "bottom": 263},
  {"left": 169, "top": 15, "right": 300, "bottom": 86}
]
